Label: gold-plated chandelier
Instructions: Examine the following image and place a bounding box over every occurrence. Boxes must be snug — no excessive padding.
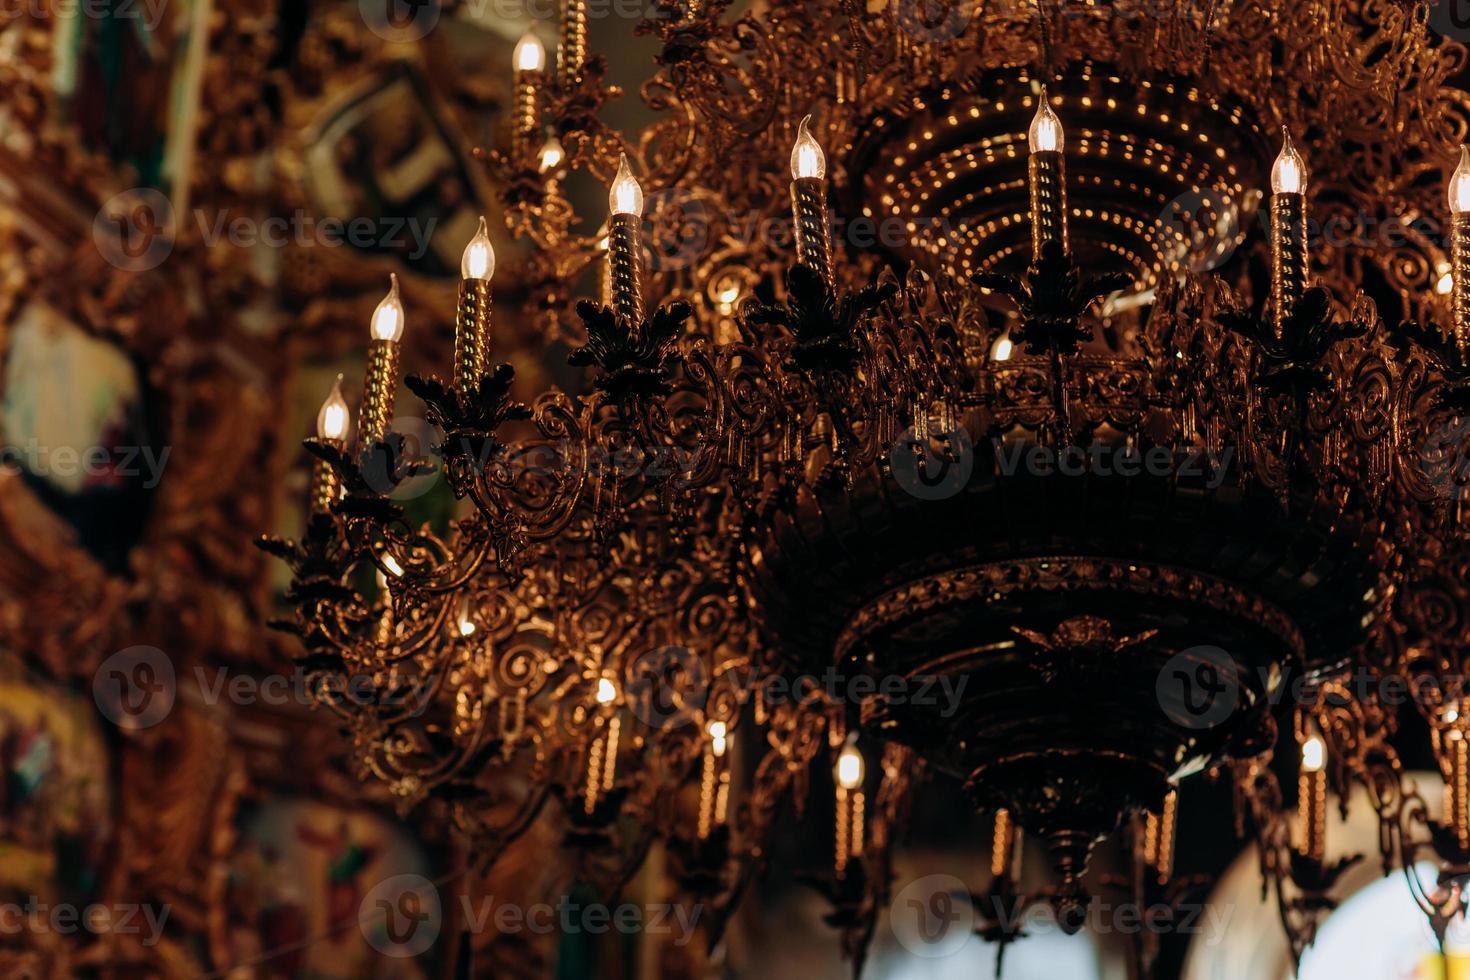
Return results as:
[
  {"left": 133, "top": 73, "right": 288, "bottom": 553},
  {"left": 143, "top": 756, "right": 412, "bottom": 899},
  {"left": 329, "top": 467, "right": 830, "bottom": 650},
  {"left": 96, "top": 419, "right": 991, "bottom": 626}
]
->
[{"left": 262, "top": 0, "right": 1470, "bottom": 972}]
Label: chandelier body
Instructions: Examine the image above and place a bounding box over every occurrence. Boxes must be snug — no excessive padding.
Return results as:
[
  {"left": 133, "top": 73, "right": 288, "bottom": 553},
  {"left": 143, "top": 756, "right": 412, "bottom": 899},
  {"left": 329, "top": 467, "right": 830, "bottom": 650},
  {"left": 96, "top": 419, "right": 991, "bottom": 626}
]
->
[{"left": 263, "top": 0, "right": 1470, "bottom": 968}]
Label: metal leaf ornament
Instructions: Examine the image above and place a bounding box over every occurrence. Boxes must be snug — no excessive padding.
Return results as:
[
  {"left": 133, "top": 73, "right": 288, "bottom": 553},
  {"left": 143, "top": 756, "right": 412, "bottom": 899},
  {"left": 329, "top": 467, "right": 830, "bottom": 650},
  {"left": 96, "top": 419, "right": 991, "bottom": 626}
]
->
[
  {"left": 568, "top": 299, "right": 692, "bottom": 398},
  {"left": 972, "top": 239, "right": 1130, "bottom": 355},
  {"left": 406, "top": 365, "right": 531, "bottom": 469},
  {"left": 742, "top": 263, "right": 898, "bottom": 372}
]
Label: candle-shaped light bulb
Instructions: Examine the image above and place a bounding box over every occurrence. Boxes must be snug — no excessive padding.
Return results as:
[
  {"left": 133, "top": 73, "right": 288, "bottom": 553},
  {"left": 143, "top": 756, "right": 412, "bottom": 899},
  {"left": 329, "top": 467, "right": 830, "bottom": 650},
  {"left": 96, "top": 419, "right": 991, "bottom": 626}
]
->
[
  {"left": 1451, "top": 147, "right": 1470, "bottom": 215},
  {"left": 835, "top": 744, "right": 864, "bottom": 789},
  {"left": 513, "top": 32, "right": 546, "bottom": 73},
  {"left": 791, "top": 115, "right": 827, "bottom": 180},
  {"left": 360, "top": 275, "right": 404, "bottom": 451},
  {"left": 460, "top": 216, "right": 495, "bottom": 281},
  {"left": 1027, "top": 86, "right": 1069, "bottom": 255},
  {"left": 1271, "top": 128, "right": 1307, "bottom": 196},
  {"left": 1270, "top": 127, "right": 1309, "bottom": 340},
  {"left": 790, "top": 116, "right": 835, "bottom": 283},
  {"left": 596, "top": 677, "right": 618, "bottom": 704},
  {"left": 369, "top": 274, "right": 405, "bottom": 343},
  {"left": 538, "top": 135, "right": 566, "bottom": 174},
  {"left": 1297, "top": 732, "right": 1328, "bottom": 864},
  {"left": 1449, "top": 147, "right": 1470, "bottom": 360},
  {"left": 316, "top": 374, "right": 350, "bottom": 441},
  {"left": 606, "top": 156, "right": 646, "bottom": 326},
  {"left": 1028, "top": 87, "right": 1064, "bottom": 153},
  {"left": 708, "top": 720, "right": 728, "bottom": 758},
  {"left": 512, "top": 34, "right": 545, "bottom": 157},
  {"left": 309, "top": 374, "right": 350, "bottom": 512},
  {"left": 609, "top": 154, "right": 644, "bottom": 217},
  {"left": 991, "top": 331, "right": 1014, "bottom": 362}
]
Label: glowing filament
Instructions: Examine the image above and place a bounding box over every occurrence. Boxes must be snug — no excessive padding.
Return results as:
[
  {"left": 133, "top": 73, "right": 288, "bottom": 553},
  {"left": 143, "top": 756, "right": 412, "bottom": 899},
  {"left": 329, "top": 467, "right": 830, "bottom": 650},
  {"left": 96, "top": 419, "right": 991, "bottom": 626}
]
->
[
  {"left": 1028, "top": 87, "right": 1064, "bottom": 153},
  {"left": 460, "top": 215, "right": 495, "bottom": 281},
  {"left": 1271, "top": 127, "right": 1306, "bottom": 196},
  {"left": 369, "top": 274, "right": 405, "bottom": 343},
  {"left": 791, "top": 115, "right": 827, "bottom": 180},
  {"left": 609, "top": 154, "right": 644, "bottom": 217},
  {"left": 316, "top": 374, "right": 350, "bottom": 441}
]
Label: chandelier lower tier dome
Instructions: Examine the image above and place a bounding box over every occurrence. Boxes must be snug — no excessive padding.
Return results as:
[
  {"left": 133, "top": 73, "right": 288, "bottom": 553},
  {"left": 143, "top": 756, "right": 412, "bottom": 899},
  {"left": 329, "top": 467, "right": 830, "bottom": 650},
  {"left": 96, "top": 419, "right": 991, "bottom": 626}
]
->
[{"left": 748, "top": 423, "right": 1379, "bottom": 899}]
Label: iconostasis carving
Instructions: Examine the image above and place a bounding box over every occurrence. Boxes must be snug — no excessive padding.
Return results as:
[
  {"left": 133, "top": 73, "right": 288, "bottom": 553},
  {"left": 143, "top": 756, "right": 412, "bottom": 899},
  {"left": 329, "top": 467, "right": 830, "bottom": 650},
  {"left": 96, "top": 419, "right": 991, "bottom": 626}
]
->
[{"left": 0, "top": 2, "right": 571, "bottom": 976}]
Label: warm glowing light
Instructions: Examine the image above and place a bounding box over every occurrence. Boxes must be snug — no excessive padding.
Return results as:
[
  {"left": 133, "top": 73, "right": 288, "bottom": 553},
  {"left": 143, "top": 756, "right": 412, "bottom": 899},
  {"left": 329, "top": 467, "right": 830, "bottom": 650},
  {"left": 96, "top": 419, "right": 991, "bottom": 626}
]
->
[
  {"left": 790, "top": 115, "right": 827, "bottom": 180},
  {"left": 457, "top": 617, "right": 476, "bottom": 637},
  {"left": 1028, "top": 87, "right": 1064, "bottom": 153},
  {"left": 1301, "top": 735, "right": 1326, "bottom": 773},
  {"left": 835, "top": 744, "right": 864, "bottom": 789},
  {"left": 991, "top": 332, "right": 1013, "bottom": 362},
  {"left": 1271, "top": 127, "right": 1306, "bottom": 196},
  {"left": 513, "top": 33, "right": 546, "bottom": 73},
  {"left": 460, "top": 216, "right": 495, "bottom": 281},
  {"left": 538, "top": 135, "right": 566, "bottom": 174},
  {"left": 316, "top": 374, "right": 350, "bottom": 441},
  {"left": 382, "top": 554, "right": 404, "bottom": 577},
  {"left": 1452, "top": 146, "right": 1470, "bottom": 215},
  {"left": 596, "top": 677, "right": 618, "bottom": 704},
  {"left": 708, "top": 720, "right": 727, "bottom": 757},
  {"left": 369, "top": 274, "right": 405, "bottom": 343},
  {"left": 1438, "top": 263, "right": 1455, "bottom": 296},
  {"left": 609, "top": 154, "right": 644, "bottom": 217}
]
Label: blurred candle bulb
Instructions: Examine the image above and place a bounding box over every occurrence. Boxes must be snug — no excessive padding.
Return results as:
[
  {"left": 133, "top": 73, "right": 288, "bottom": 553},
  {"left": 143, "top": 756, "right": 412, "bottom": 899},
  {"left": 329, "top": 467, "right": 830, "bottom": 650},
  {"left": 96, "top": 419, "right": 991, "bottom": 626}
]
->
[
  {"left": 835, "top": 744, "right": 864, "bottom": 789},
  {"left": 609, "top": 154, "right": 644, "bottom": 217},
  {"left": 513, "top": 33, "right": 546, "bottom": 73},
  {"left": 316, "top": 374, "right": 350, "bottom": 441},
  {"left": 382, "top": 554, "right": 404, "bottom": 578},
  {"left": 1271, "top": 128, "right": 1307, "bottom": 196},
  {"left": 460, "top": 216, "right": 495, "bottom": 281},
  {"left": 596, "top": 677, "right": 618, "bottom": 704},
  {"left": 990, "top": 331, "right": 1014, "bottom": 362},
  {"left": 1028, "top": 87, "right": 1064, "bottom": 153},
  {"left": 708, "top": 721, "right": 728, "bottom": 757},
  {"left": 538, "top": 135, "right": 566, "bottom": 174},
  {"left": 1301, "top": 735, "right": 1326, "bottom": 773},
  {"left": 1452, "top": 146, "right": 1470, "bottom": 215},
  {"left": 369, "top": 274, "right": 405, "bottom": 343},
  {"left": 791, "top": 115, "right": 827, "bottom": 180}
]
